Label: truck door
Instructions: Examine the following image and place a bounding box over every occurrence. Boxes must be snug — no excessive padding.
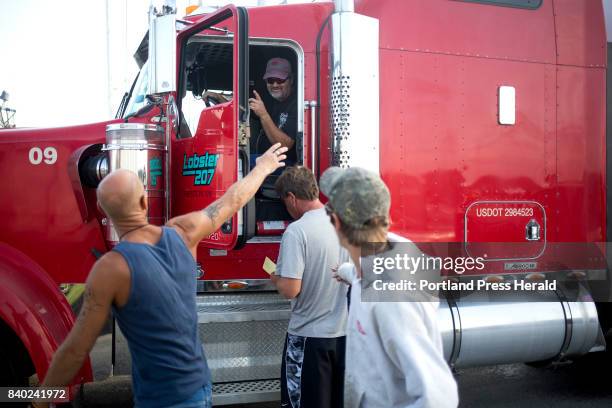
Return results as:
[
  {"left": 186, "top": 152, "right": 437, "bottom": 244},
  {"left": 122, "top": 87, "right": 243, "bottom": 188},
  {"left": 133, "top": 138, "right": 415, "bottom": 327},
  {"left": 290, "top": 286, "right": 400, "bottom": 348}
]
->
[{"left": 172, "top": 6, "right": 251, "bottom": 250}]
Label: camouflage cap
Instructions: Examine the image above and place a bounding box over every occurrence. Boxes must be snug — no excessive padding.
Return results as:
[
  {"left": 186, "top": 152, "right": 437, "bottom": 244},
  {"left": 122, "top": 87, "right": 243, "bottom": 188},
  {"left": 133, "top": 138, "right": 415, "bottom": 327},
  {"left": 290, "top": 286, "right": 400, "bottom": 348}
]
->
[{"left": 319, "top": 167, "right": 391, "bottom": 229}]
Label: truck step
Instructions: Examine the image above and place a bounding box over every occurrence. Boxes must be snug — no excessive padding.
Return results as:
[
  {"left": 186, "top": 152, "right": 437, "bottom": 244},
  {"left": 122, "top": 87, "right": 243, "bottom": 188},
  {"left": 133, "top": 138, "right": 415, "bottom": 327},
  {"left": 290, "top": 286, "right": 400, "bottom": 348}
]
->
[
  {"left": 197, "top": 292, "right": 289, "bottom": 384},
  {"left": 74, "top": 376, "right": 280, "bottom": 406},
  {"left": 197, "top": 292, "right": 291, "bottom": 323},
  {"left": 212, "top": 379, "right": 280, "bottom": 406}
]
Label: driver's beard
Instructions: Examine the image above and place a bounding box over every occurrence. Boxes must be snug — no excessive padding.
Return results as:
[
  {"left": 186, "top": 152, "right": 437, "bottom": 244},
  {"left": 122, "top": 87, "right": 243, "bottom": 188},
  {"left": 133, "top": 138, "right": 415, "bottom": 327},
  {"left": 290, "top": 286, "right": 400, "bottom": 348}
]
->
[{"left": 269, "top": 90, "right": 285, "bottom": 102}]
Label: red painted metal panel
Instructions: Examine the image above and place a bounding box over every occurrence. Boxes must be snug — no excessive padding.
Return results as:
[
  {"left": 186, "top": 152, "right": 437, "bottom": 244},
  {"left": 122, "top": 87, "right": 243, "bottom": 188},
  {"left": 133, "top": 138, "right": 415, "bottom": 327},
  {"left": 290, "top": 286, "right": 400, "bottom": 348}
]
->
[
  {"left": 0, "top": 122, "right": 114, "bottom": 283},
  {"left": 357, "top": 0, "right": 556, "bottom": 64},
  {"left": 553, "top": 0, "right": 606, "bottom": 68},
  {"left": 197, "top": 242, "right": 282, "bottom": 281},
  {"left": 247, "top": 3, "right": 334, "bottom": 54},
  {"left": 380, "top": 49, "right": 556, "bottom": 243},
  {"left": 172, "top": 104, "right": 238, "bottom": 249},
  {"left": 556, "top": 66, "right": 606, "bottom": 242}
]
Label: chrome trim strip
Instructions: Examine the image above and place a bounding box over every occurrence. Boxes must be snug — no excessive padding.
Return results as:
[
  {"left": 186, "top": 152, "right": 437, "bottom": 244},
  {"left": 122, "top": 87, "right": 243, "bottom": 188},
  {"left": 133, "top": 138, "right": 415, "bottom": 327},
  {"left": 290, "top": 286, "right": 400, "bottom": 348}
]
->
[
  {"left": 447, "top": 297, "right": 462, "bottom": 368},
  {"left": 103, "top": 143, "right": 168, "bottom": 151},
  {"left": 165, "top": 95, "right": 174, "bottom": 222},
  {"left": 106, "top": 123, "right": 162, "bottom": 132},
  {"left": 307, "top": 101, "right": 318, "bottom": 172},
  {"left": 197, "top": 279, "right": 276, "bottom": 292},
  {"left": 198, "top": 309, "right": 290, "bottom": 323},
  {"left": 448, "top": 269, "right": 606, "bottom": 282},
  {"left": 556, "top": 288, "right": 573, "bottom": 360},
  {"left": 246, "top": 236, "right": 282, "bottom": 244}
]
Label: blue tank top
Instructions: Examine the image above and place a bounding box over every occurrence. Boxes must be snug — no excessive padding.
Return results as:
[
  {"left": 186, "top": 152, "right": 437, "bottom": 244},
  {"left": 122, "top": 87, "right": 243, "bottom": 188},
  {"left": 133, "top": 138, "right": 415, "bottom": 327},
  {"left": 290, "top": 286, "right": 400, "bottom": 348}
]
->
[{"left": 112, "top": 227, "right": 210, "bottom": 407}]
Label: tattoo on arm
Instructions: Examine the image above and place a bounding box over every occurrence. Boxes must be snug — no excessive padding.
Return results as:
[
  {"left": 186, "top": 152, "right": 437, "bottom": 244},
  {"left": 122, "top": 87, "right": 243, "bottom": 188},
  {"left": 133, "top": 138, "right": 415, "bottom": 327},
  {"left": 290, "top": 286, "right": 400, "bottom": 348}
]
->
[
  {"left": 77, "top": 286, "right": 104, "bottom": 323},
  {"left": 203, "top": 201, "right": 221, "bottom": 224}
]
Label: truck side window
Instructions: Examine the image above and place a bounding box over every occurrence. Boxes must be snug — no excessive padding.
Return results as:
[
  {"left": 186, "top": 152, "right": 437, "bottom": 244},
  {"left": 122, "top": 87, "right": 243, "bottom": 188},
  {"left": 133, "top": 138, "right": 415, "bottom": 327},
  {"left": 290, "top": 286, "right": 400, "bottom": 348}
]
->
[{"left": 180, "top": 40, "right": 235, "bottom": 139}]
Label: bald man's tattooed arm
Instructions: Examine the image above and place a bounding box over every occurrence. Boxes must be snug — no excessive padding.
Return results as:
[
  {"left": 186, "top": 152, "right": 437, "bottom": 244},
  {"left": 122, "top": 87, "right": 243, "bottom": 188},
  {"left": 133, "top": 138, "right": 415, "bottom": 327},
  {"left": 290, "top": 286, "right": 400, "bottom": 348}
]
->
[
  {"left": 167, "top": 144, "right": 288, "bottom": 251},
  {"left": 203, "top": 202, "right": 221, "bottom": 224}
]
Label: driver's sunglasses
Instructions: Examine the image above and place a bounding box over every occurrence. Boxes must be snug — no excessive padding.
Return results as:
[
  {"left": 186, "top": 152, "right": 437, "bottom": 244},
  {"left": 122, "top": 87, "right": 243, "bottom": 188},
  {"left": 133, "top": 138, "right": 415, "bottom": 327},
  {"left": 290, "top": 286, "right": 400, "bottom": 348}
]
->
[{"left": 266, "top": 77, "right": 288, "bottom": 85}]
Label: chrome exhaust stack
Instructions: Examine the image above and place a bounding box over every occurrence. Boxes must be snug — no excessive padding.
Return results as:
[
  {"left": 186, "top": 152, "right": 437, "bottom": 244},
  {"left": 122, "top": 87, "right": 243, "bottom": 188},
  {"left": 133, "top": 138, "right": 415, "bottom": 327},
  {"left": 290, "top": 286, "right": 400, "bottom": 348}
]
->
[{"left": 438, "top": 290, "right": 604, "bottom": 368}]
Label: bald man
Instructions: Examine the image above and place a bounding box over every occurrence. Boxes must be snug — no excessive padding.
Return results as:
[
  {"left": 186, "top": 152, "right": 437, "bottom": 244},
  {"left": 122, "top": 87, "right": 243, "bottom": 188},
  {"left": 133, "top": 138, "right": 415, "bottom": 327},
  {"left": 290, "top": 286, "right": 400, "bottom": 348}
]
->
[{"left": 34, "top": 144, "right": 288, "bottom": 408}]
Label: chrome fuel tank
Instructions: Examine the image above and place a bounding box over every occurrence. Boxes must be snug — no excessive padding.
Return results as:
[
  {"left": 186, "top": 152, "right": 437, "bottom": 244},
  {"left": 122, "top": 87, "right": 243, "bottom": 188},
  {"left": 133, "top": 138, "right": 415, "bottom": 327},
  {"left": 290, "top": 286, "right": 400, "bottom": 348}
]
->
[{"left": 103, "top": 123, "right": 166, "bottom": 243}]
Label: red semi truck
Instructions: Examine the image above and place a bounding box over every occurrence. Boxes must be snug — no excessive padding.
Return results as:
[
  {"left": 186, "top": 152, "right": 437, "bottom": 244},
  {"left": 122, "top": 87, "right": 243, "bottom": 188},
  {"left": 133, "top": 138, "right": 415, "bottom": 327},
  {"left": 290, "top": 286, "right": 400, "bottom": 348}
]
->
[{"left": 0, "top": 0, "right": 609, "bottom": 404}]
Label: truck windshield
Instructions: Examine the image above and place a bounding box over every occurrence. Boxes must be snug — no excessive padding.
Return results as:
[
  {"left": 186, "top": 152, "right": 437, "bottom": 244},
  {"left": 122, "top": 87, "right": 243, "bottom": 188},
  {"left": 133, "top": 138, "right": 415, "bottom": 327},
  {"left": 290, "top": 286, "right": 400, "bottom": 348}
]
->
[{"left": 123, "top": 61, "right": 150, "bottom": 118}]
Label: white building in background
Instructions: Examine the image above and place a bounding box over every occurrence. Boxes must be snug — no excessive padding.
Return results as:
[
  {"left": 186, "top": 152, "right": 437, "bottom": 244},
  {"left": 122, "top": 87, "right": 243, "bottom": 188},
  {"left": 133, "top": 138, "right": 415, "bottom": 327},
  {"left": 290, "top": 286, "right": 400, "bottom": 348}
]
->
[{"left": 0, "top": 0, "right": 609, "bottom": 128}]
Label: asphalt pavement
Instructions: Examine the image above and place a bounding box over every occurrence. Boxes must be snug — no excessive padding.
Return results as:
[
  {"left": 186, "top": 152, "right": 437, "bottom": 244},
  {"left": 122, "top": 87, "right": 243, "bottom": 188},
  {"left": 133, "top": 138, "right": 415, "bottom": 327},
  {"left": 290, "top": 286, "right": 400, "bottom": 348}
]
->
[
  {"left": 457, "top": 354, "right": 612, "bottom": 407},
  {"left": 80, "top": 340, "right": 612, "bottom": 407}
]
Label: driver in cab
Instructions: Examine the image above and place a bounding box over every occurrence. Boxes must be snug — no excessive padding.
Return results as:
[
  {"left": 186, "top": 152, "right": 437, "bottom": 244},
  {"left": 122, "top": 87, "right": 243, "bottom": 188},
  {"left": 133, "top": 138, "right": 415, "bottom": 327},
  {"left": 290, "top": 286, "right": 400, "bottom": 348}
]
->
[
  {"left": 248, "top": 57, "right": 297, "bottom": 169},
  {"left": 203, "top": 57, "right": 297, "bottom": 171}
]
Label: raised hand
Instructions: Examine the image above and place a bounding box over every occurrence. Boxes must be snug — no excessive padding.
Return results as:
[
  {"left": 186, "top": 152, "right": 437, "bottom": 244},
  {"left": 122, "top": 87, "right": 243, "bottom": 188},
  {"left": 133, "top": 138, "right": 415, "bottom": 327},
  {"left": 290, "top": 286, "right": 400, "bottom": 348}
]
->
[
  {"left": 248, "top": 90, "right": 269, "bottom": 119},
  {"left": 255, "top": 143, "right": 288, "bottom": 175}
]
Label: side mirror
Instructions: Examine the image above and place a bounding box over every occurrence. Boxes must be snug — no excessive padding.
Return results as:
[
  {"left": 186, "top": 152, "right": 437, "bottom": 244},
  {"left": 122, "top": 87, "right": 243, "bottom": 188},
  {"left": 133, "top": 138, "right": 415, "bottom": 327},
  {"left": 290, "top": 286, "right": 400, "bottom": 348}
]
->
[{"left": 148, "top": 7, "right": 176, "bottom": 94}]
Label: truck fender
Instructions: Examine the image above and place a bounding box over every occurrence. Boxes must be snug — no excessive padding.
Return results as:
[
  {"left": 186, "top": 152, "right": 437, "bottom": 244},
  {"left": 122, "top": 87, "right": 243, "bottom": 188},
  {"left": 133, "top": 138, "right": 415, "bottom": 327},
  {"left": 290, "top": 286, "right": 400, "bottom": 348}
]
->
[{"left": 0, "top": 243, "right": 93, "bottom": 384}]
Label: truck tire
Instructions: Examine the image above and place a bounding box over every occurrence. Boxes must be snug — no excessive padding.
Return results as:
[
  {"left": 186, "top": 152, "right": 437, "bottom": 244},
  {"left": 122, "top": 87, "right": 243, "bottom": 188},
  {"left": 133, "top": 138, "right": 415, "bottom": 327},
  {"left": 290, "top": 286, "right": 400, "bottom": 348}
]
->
[
  {"left": 0, "top": 347, "right": 28, "bottom": 407},
  {"left": 0, "top": 323, "right": 34, "bottom": 407}
]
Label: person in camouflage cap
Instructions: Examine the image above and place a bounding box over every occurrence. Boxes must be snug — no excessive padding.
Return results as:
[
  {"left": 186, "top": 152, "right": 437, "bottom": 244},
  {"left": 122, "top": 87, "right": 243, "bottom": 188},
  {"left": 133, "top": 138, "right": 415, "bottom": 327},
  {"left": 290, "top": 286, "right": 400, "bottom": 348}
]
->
[
  {"left": 319, "top": 166, "right": 391, "bottom": 247},
  {"left": 320, "top": 166, "right": 459, "bottom": 408}
]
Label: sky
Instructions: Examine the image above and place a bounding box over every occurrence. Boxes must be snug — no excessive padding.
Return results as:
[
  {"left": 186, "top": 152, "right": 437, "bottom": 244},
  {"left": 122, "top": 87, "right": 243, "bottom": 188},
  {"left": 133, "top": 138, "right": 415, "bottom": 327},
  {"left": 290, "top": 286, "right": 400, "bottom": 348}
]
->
[
  {"left": 0, "top": 0, "right": 611, "bottom": 128},
  {"left": 0, "top": 0, "right": 150, "bottom": 127},
  {"left": 0, "top": 0, "right": 314, "bottom": 128}
]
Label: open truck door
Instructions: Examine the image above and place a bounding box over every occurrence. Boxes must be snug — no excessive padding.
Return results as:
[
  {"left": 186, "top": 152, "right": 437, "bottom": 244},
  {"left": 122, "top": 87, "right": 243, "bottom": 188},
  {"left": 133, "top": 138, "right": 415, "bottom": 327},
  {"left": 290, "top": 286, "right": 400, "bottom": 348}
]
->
[{"left": 172, "top": 6, "right": 252, "bottom": 250}]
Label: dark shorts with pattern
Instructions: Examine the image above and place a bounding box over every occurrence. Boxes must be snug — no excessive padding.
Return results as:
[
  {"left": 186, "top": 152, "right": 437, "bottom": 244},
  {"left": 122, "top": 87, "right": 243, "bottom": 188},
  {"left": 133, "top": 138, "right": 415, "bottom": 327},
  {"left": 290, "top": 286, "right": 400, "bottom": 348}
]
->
[{"left": 280, "top": 333, "right": 346, "bottom": 408}]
